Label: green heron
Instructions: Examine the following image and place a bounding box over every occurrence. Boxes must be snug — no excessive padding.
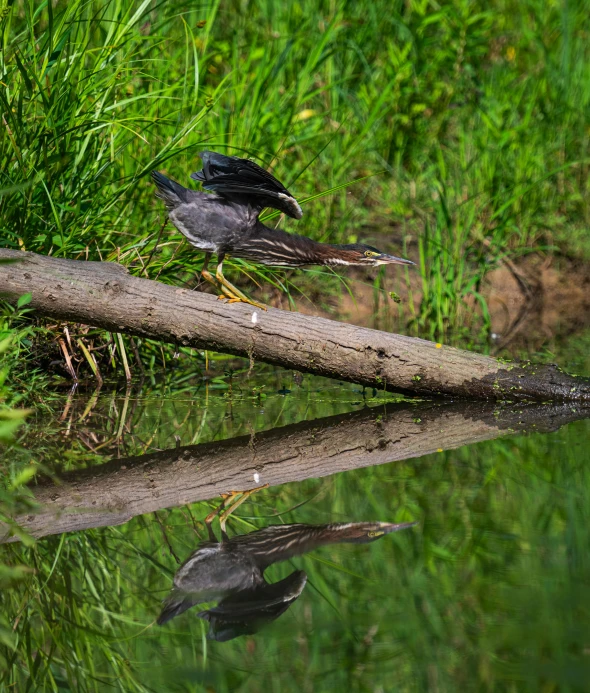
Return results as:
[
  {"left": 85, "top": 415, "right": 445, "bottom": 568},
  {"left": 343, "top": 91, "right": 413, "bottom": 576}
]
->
[
  {"left": 157, "top": 489, "right": 416, "bottom": 640},
  {"left": 152, "top": 151, "right": 414, "bottom": 309}
]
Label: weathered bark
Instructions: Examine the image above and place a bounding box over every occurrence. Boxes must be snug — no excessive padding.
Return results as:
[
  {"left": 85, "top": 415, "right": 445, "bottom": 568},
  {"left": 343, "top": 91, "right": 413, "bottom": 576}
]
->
[
  {"left": 1, "top": 249, "right": 589, "bottom": 400},
  {"left": 3, "top": 399, "right": 588, "bottom": 542}
]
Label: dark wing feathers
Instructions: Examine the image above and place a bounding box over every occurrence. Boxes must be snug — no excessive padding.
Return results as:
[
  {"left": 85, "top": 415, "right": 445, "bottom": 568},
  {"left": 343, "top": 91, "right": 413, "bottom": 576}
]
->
[{"left": 190, "top": 151, "right": 303, "bottom": 220}]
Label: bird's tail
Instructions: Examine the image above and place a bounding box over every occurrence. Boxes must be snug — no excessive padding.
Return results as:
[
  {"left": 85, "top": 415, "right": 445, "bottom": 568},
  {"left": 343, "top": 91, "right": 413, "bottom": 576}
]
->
[
  {"left": 157, "top": 590, "right": 200, "bottom": 625},
  {"left": 151, "top": 171, "right": 190, "bottom": 210}
]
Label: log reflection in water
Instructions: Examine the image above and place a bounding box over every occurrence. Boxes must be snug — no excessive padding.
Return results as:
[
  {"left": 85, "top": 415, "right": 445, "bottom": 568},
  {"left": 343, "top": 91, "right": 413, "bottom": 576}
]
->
[{"left": 2, "top": 400, "right": 589, "bottom": 542}]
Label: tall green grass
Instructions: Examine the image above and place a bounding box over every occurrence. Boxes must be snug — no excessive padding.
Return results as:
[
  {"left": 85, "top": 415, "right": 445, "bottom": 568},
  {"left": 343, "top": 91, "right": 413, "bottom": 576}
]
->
[{"left": 2, "top": 0, "right": 589, "bottom": 344}]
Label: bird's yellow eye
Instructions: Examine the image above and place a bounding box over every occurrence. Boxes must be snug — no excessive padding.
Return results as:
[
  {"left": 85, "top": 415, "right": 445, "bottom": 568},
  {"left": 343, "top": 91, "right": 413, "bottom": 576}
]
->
[
  {"left": 368, "top": 530, "right": 384, "bottom": 537},
  {"left": 364, "top": 250, "right": 379, "bottom": 258}
]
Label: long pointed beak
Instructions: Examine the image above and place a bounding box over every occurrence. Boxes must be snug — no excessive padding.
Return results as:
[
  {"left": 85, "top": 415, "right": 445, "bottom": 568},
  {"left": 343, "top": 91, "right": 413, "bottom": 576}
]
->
[
  {"left": 379, "top": 521, "right": 418, "bottom": 533},
  {"left": 376, "top": 254, "right": 415, "bottom": 266}
]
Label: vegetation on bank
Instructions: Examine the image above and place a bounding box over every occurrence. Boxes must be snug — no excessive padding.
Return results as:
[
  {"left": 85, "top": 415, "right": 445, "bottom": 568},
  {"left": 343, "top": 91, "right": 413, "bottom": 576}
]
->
[{"left": 1, "top": 0, "right": 589, "bottom": 352}]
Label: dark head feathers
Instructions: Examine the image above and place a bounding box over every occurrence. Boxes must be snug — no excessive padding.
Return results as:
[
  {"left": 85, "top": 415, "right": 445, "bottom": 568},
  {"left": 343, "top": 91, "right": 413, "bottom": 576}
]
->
[{"left": 333, "top": 243, "right": 382, "bottom": 253}]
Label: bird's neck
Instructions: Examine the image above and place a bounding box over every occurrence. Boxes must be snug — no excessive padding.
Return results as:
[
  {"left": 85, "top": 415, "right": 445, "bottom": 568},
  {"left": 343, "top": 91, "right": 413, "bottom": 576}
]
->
[
  {"left": 235, "top": 523, "right": 365, "bottom": 569},
  {"left": 229, "top": 224, "right": 358, "bottom": 267}
]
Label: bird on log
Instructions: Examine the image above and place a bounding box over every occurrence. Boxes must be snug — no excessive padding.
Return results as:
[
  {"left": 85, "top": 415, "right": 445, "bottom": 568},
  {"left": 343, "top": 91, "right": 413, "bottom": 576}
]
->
[{"left": 152, "top": 151, "right": 414, "bottom": 309}]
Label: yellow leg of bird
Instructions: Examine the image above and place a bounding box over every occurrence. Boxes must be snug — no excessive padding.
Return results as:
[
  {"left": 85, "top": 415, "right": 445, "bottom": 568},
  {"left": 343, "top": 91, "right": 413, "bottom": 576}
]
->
[
  {"left": 203, "top": 484, "right": 269, "bottom": 540},
  {"left": 204, "top": 498, "right": 227, "bottom": 541},
  {"left": 215, "top": 261, "right": 267, "bottom": 311},
  {"left": 218, "top": 484, "right": 269, "bottom": 534},
  {"left": 201, "top": 270, "right": 220, "bottom": 289},
  {"left": 199, "top": 253, "right": 221, "bottom": 292},
  {"left": 201, "top": 255, "right": 238, "bottom": 302}
]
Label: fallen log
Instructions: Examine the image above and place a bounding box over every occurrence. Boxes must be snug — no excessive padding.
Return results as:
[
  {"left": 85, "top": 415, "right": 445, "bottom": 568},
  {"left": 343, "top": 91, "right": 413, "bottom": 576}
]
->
[
  {"left": 1, "top": 249, "right": 589, "bottom": 400},
  {"left": 3, "top": 399, "right": 588, "bottom": 542}
]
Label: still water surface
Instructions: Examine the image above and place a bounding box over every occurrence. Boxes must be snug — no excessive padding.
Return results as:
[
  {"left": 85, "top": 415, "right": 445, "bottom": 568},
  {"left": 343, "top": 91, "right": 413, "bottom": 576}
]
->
[{"left": 2, "top": 359, "right": 590, "bottom": 692}]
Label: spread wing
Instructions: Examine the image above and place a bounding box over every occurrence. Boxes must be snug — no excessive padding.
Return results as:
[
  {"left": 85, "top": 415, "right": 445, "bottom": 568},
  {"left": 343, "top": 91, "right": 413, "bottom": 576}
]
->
[
  {"left": 197, "top": 571, "right": 307, "bottom": 642},
  {"left": 191, "top": 151, "right": 303, "bottom": 220}
]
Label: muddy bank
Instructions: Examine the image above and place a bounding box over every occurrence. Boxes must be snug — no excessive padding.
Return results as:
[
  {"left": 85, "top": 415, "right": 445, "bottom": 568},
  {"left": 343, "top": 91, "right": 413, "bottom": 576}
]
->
[{"left": 267, "top": 254, "right": 590, "bottom": 354}]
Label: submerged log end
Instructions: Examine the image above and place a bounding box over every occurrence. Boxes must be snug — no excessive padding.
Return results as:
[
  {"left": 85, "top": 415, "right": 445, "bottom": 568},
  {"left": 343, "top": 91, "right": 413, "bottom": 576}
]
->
[{"left": 476, "top": 362, "right": 590, "bottom": 402}]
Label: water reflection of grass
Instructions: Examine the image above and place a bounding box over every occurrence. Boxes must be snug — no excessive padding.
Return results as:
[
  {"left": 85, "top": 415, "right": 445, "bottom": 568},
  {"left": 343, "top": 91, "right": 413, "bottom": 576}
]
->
[
  {"left": 11, "top": 368, "right": 406, "bottom": 473},
  {"left": 2, "top": 414, "right": 590, "bottom": 690}
]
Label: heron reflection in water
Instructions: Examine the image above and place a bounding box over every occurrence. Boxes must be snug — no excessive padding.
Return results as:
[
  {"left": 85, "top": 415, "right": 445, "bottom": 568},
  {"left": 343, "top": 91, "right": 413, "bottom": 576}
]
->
[{"left": 157, "top": 488, "right": 416, "bottom": 641}]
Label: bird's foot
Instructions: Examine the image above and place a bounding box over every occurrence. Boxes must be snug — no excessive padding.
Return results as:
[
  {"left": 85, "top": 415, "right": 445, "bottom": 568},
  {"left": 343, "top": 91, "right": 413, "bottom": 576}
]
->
[
  {"left": 215, "top": 269, "right": 268, "bottom": 311},
  {"left": 220, "top": 296, "right": 250, "bottom": 305},
  {"left": 218, "top": 484, "right": 269, "bottom": 504},
  {"left": 218, "top": 484, "right": 269, "bottom": 534},
  {"left": 217, "top": 288, "right": 267, "bottom": 311},
  {"left": 204, "top": 484, "right": 269, "bottom": 540},
  {"left": 202, "top": 269, "right": 266, "bottom": 310}
]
